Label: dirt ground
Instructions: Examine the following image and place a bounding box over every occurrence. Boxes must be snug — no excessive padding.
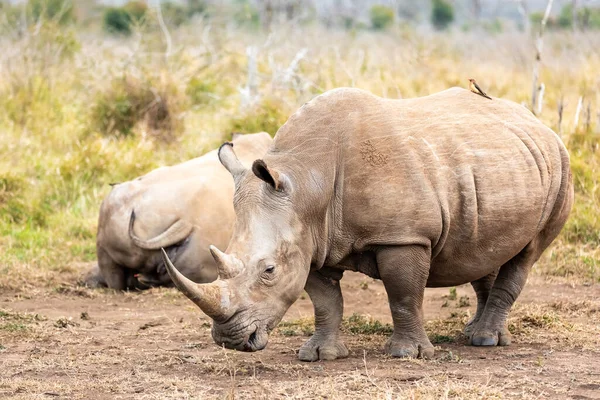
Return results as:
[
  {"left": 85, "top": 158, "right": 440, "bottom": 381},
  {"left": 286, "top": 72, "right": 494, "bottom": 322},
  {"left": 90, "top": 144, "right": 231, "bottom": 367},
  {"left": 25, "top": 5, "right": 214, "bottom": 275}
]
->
[{"left": 1, "top": 270, "right": 599, "bottom": 399}]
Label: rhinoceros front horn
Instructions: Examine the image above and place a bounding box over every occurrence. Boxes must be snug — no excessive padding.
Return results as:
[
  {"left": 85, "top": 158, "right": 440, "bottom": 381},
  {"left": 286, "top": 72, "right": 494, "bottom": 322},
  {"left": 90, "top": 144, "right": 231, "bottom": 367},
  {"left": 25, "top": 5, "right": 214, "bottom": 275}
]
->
[
  {"left": 209, "top": 245, "right": 242, "bottom": 279},
  {"left": 161, "top": 249, "right": 231, "bottom": 321}
]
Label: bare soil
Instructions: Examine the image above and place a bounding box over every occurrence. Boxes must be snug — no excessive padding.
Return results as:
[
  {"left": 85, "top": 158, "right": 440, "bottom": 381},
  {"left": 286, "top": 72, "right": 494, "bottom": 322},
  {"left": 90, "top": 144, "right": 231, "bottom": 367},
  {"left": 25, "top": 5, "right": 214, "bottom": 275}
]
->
[{"left": 1, "top": 271, "right": 599, "bottom": 399}]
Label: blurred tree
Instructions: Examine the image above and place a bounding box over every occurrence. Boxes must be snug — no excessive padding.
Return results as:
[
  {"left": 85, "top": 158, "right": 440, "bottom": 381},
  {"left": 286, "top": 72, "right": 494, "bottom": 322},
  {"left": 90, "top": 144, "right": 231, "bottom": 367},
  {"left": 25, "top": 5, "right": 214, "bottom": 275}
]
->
[
  {"left": 103, "top": 7, "right": 132, "bottom": 34},
  {"left": 370, "top": 4, "right": 394, "bottom": 30},
  {"left": 431, "top": 0, "right": 454, "bottom": 30},
  {"left": 102, "top": 1, "right": 146, "bottom": 35}
]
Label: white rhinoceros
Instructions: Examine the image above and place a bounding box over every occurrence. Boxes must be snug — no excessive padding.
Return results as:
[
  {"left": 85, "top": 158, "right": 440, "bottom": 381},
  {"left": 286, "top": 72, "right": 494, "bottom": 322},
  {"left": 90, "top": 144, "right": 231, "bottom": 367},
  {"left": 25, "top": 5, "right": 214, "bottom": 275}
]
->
[
  {"left": 83, "top": 132, "right": 272, "bottom": 290},
  {"left": 163, "top": 88, "right": 573, "bottom": 360}
]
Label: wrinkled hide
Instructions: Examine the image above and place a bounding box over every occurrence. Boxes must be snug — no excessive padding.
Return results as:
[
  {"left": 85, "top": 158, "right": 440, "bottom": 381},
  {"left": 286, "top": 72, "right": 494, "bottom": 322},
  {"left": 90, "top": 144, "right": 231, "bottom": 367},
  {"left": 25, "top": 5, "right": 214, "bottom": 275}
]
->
[{"left": 166, "top": 88, "right": 573, "bottom": 358}]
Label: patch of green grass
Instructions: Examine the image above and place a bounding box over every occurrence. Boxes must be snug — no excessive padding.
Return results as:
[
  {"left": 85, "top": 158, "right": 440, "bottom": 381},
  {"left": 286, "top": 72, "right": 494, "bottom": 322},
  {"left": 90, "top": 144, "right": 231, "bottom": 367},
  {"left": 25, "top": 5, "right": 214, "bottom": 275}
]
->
[
  {"left": 447, "top": 287, "right": 457, "bottom": 300},
  {"left": 342, "top": 313, "right": 393, "bottom": 335},
  {"left": 430, "top": 334, "right": 455, "bottom": 344},
  {"left": 457, "top": 295, "right": 470, "bottom": 308},
  {"left": 277, "top": 318, "right": 314, "bottom": 337},
  {"left": 0, "top": 323, "right": 28, "bottom": 332}
]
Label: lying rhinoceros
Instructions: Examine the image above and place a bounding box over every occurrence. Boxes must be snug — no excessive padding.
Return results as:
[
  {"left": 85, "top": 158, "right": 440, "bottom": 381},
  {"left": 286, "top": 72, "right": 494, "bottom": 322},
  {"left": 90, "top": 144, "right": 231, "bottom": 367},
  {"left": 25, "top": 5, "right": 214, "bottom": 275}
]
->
[
  {"left": 163, "top": 88, "right": 573, "bottom": 360},
  {"left": 83, "top": 132, "right": 272, "bottom": 290}
]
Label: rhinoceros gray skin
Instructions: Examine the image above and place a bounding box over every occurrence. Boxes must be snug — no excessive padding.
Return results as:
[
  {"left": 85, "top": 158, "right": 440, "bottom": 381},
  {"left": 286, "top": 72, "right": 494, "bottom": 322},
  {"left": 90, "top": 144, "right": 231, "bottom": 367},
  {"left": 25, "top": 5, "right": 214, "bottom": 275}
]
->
[
  {"left": 83, "top": 132, "right": 272, "bottom": 290},
  {"left": 163, "top": 88, "right": 573, "bottom": 360}
]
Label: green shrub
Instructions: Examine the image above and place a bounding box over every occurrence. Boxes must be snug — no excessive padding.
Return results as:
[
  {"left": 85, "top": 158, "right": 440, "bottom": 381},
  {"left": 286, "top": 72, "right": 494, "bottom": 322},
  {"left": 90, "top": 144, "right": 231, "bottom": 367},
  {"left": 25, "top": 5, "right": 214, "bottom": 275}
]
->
[
  {"left": 558, "top": 4, "right": 573, "bottom": 28},
  {"left": 161, "top": 0, "right": 207, "bottom": 26},
  {"left": 370, "top": 5, "right": 394, "bottom": 31},
  {"left": 228, "top": 98, "right": 290, "bottom": 136},
  {"left": 483, "top": 18, "right": 503, "bottom": 34},
  {"left": 103, "top": 7, "right": 133, "bottom": 35},
  {"left": 0, "top": 172, "right": 47, "bottom": 226},
  {"left": 233, "top": 0, "right": 260, "bottom": 28},
  {"left": 431, "top": 0, "right": 454, "bottom": 30},
  {"left": 27, "top": 0, "right": 75, "bottom": 25},
  {"left": 187, "top": 0, "right": 207, "bottom": 15},
  {"left": 186, "top": 77, "right": 217, "bottom": 105},
  {"left": 91, "top": 74, "right": 186, "bottom": 142},
  {"left": 102, "top": 1, "right": 147, "bottom": 35}
]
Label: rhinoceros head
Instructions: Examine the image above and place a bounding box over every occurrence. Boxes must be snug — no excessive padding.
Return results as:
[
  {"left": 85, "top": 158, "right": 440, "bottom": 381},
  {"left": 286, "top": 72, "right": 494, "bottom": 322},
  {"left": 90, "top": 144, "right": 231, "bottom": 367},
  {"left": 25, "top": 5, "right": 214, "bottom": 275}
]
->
[{"left": 163, "top": 142, "right": 319, "bottom": 351}]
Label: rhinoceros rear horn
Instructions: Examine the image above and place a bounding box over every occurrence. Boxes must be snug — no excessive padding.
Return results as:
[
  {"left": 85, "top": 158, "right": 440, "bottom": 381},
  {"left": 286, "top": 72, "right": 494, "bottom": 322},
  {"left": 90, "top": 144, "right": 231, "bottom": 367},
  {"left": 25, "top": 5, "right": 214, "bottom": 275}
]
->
[
  {"left": 161, "top": 249, "right": 231, "bottom": 321},
  {"left": 209, "top": 245, "right": 243, "bottom": 279},
  {"left": 218, "top": 142, "right": 247, "bottom": 182}
]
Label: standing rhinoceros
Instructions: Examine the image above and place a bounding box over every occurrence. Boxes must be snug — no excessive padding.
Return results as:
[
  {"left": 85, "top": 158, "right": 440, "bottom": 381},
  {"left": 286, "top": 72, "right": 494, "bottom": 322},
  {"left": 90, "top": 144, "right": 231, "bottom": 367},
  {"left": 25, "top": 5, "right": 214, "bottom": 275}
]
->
[
  {"left": 163, "top": 88, "right": 573, "bottom": 360},
  {"left": 83, "top": 132, "right": 272, "bottom": 290}
]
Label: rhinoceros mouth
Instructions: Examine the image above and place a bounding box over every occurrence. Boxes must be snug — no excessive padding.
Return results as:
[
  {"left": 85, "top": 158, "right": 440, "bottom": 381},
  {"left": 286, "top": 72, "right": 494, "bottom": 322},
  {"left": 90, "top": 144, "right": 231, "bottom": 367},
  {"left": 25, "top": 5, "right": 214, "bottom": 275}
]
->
[
  {"left": 244, "top": 326, "right": 268, "bottom": 351},
  {"left": 215, "top": 321, "right": 269, "bottom": 352}
]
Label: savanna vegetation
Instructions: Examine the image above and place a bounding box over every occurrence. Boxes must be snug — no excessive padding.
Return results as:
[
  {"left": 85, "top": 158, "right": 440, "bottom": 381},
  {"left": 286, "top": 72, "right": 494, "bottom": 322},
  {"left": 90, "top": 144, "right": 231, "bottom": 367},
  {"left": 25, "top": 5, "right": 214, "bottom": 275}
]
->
[
  {"left": 0, "top": 1, "right": 599, "bottom": 398},
  {"left": 1, "top": 0, "right": 597, "bottom": 291}
]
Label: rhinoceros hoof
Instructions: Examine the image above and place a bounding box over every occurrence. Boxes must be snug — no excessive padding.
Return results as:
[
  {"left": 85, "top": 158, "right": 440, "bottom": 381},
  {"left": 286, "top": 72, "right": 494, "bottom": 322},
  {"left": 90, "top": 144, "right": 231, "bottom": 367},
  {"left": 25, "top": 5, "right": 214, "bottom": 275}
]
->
[
  {"left": 469, "top": 327, "right": 511, "bottom": 347},
  {"left": 463, "top": 318, "right": 479, "bottom": 336},
  {"left": 298, "top": 336, "right": 349, "bottom": 362},
  {"left": 384, "top": 337, "right": 434, "bottom": 359}
]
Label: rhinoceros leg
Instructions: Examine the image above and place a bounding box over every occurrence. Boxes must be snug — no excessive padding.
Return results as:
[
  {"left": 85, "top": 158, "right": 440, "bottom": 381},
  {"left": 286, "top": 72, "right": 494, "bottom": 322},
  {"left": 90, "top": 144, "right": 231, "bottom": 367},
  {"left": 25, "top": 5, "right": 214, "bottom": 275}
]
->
[
  {"left": 97, "top": 247, "right": 127, "bottom": 290},
  {"left": 464, "top": 270, "right": 499, "bottom": 336},
  {"left": 377, "top": 246, "right": 434, "bottom": 359},
  {"left": 468, "top": 242, "right": 548, "bottom": 347},
  {"left": 298, "top": 269, "right": 349, "bottom": 361}
]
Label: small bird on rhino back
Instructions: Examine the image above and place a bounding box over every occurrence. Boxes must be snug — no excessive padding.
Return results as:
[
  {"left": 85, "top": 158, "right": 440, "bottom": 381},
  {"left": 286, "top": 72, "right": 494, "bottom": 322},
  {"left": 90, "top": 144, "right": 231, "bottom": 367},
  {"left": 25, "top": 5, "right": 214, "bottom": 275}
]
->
[{"left": 469, "top": 78, "right": 492, "bottom": 100}]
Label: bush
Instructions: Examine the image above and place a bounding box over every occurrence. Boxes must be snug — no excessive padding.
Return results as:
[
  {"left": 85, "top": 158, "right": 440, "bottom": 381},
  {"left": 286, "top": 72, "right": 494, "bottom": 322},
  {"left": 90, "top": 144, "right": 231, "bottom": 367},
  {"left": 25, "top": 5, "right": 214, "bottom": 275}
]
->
[
  {"left": 161, "top": 0, "right": 207, "bottom": 26},
  {"left": 91, "top": 74, "right": 186, "bottom": 142},
  {"left": 103, "top": 8, "right": 132, "bottom": 35},
  {"left": 558, "top": 4, "right": 573, "bottom": 29},
  {"left": 233, "top": 0, "right": 260, "bottom": 28},
  {"left": 102, "top": 1, "right": 147, "bottom": 35},
  {"left": 228, "top": 98, "right": 290, "bottom": 136},
  {"left": 431, "top": 0, "right": 454, "bottom": 30},
  {"left": 27, "top": 0, "right": 75, "bottom": 25},
  {"left": 370, "top": 5, "right": 394, "bottom": 31}
]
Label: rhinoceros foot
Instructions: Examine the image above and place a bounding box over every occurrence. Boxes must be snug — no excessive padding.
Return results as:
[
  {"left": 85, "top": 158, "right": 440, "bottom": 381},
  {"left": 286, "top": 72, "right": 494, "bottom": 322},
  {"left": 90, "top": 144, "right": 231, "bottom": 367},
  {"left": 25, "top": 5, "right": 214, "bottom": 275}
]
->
[
  {"left": 469, "top": 326, "right": 512, "bottom": 346},
  {"left": 298, "top": 335, "right": 349, "bottom": 361},
  {"left": 384, "top": 335, "right": 434, "bottom": 359}
]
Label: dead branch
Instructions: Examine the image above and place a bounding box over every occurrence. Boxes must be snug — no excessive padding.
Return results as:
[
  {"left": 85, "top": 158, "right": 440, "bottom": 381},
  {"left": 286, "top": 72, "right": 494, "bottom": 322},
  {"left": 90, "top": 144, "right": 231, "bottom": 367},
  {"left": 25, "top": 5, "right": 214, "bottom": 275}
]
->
[
  {"left": 155, "top": 0, "right": 172, "bottom": 61},
  {"left": 574, "top": 96, "right": 583, "bottom": 132},
  {"left": 536, "top": 83, "right": 545, "bottom": 115},
  {"left": 531, "top": 0, "right": 554, "bottom": 114},
  {"left": 557, "top": 95, "right": 564, "bottom": 134}
]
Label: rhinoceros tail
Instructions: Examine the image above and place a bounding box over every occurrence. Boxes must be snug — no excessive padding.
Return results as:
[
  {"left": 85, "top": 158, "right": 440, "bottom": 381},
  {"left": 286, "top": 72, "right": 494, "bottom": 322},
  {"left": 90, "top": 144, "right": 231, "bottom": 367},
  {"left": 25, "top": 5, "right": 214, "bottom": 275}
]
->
[{"left": 129, "top": 210, "right": 193, "bottom": 250}]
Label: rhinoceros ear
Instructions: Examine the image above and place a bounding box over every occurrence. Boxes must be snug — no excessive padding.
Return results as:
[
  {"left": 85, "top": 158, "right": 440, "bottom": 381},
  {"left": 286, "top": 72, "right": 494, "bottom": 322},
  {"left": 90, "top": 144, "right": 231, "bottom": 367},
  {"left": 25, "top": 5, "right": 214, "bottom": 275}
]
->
[
  {"left": 218, "top": 142, "right": 247, "bottom": 182},
  {"left": 252, "top": 159, "right": 284, "bottom": 191}
]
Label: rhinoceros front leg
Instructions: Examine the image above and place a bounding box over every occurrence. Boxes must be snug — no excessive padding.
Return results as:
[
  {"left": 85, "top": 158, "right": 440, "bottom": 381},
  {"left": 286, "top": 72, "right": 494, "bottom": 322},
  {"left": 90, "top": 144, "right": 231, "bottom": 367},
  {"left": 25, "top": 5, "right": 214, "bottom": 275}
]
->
[
  {"left": 298, "top": 268, "right": 349, "bottom": 361},
  {"left": 377, "top": 245, "right": 434, "bottom": 359}
]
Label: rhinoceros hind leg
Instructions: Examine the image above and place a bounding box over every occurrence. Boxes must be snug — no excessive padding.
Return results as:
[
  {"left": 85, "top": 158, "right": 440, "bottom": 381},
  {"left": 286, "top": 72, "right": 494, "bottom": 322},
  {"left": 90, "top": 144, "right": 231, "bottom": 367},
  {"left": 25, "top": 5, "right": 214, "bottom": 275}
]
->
[
  {"left": 469, "top": 240, "right": 544, "bottom": 347},
  {"left": 298, "top": 269, "right": 348, "bottom": 362},
  {"left": 377, "top": 246, "right": 434, "bottom": 359},
  {"left": 464, "top": 270, "right": 499, "bottom": 336}
]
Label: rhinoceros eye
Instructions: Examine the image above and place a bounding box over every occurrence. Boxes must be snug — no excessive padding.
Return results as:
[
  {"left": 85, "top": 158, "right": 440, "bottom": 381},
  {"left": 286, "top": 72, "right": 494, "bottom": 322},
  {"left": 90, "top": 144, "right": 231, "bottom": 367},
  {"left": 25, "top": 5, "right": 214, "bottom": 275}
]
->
[{"left": 264, "top": 265, "right": 275, "bottom": 274}]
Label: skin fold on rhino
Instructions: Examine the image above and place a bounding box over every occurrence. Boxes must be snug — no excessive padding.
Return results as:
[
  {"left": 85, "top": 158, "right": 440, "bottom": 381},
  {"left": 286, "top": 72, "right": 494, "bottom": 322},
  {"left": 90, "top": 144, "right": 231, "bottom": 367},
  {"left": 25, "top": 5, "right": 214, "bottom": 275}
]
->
[
  {"left": 163, "top": 87, "right": 574, "bottom": 361},
  {"left": 82, "top": 132, "right": 272, "bottom": 290}
]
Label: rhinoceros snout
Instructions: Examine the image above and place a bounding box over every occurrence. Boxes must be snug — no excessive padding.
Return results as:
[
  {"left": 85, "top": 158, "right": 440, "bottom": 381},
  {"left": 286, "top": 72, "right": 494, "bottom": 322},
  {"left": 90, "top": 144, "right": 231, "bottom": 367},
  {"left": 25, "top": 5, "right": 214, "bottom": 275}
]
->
[{"left": 213, "top": 325, "right": 269, "bottom": 352}]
